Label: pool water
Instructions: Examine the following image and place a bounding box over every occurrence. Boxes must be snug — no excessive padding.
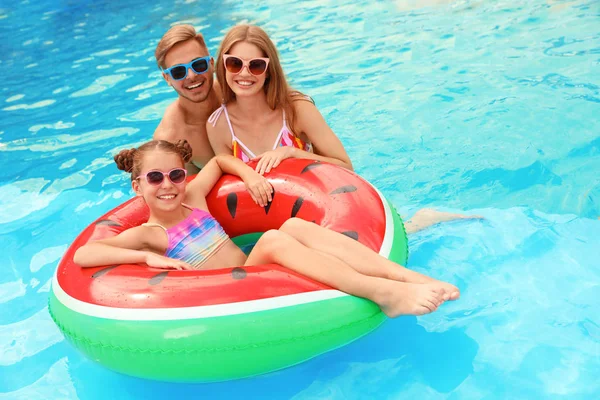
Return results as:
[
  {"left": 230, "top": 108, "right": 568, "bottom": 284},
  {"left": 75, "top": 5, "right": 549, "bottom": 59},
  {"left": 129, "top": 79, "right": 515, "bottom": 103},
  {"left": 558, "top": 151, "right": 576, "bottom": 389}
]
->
[{"left": 1, "top": 0, "right": 599, "bottom": 398}]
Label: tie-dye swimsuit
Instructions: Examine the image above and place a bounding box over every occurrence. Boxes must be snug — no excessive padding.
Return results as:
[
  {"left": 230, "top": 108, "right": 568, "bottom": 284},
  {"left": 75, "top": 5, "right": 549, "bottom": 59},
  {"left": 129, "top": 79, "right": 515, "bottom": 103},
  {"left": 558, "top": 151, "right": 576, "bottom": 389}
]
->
[
  {"left": 143, "top": 205, "right": 229, "bottom": 269},
  {"left": 208, "top": 104, "right": 313, "bottom": 163}
]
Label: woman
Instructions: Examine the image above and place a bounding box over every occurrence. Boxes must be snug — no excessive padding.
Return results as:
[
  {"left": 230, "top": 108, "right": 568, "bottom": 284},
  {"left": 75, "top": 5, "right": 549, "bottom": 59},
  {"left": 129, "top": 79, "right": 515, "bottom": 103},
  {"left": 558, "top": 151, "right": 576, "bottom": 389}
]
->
[
  {"left": 74, "top": 139, "right": 460, "bottom": 317},
  {"left": 207, "top": 24, "right": 353, "bottom": 174},
  {"left": 206, "top": 24, "right": 478, "bottom": 233}
]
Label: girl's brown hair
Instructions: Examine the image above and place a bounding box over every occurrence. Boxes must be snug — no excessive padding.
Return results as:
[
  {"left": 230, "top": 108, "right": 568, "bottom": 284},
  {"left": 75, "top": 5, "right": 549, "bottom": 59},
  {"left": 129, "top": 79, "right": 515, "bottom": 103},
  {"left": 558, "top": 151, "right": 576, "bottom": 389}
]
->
[
  {"left": 215, "top": 24, "right": 311, "bottom": 133},
  {"left": 114, "top": 140, "right": 192, "bottom": 181}
]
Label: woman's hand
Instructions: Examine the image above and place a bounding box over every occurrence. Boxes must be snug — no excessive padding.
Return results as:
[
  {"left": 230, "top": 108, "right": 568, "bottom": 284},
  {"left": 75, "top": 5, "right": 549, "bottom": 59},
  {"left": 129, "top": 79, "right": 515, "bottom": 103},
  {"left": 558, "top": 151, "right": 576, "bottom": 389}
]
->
[
  {"left": 144, "top": 252, "right": 195, "bottom": 270},
  {"left": 253, "top": 147, "right": 296, "bottom": 175},
  {"left": 242, "top": 171, "right": 274, "bottom": 207}
]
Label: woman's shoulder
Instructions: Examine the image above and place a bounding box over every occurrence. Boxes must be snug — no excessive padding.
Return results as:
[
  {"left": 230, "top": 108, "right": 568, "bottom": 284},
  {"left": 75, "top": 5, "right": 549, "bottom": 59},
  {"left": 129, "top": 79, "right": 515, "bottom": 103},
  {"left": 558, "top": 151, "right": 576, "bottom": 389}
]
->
[
  {"left": 207, "top": 104, "right": 229, "bottom": 131},
  {"left": 289, "top": 90, "right": 315, "bottom": 105}
]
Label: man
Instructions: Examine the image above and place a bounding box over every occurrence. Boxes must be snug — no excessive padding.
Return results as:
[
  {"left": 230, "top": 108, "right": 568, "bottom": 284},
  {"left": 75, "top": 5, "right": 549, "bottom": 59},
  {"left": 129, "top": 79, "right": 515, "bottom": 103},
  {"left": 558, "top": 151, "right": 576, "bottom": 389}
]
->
[{"left": 154, "top": 25, "right": 222, "bottom": 172}]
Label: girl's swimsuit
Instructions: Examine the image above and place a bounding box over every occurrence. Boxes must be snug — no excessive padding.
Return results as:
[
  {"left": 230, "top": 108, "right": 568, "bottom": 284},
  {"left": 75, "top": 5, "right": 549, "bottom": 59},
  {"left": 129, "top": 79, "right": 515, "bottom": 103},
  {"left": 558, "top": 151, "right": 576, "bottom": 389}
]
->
[
  {"left": 143, "top": 205, "right": 229, "bottom": 269},
  {"left": 208, "top": 104, "right": 313, "bottom": 163}
]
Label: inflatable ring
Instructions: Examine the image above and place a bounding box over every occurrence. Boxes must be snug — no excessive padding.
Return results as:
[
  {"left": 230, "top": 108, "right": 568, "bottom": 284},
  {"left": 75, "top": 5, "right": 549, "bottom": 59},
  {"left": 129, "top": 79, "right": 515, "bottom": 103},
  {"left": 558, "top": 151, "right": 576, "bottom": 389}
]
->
[{"left": 49, "top": 159, "right": 408, "bottom": 382}]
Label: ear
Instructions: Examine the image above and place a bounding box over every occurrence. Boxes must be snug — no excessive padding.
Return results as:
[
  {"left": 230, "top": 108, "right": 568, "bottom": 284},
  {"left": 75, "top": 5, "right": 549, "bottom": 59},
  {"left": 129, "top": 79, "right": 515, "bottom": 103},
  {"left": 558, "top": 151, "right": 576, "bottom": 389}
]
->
[
  {"left": 132, "top": 180, "right": 143, "bottom": 197},
  {"left": 162, "top": 72, "right": 172, "bottom": 87}
]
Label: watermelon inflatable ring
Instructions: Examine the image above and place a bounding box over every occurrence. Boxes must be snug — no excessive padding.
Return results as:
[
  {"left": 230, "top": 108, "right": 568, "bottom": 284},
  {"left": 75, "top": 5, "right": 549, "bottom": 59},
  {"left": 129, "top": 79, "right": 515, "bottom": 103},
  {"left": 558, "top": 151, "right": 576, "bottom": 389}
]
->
[{"left": 49, "top": 159, "right": 408, "bottom": 382}]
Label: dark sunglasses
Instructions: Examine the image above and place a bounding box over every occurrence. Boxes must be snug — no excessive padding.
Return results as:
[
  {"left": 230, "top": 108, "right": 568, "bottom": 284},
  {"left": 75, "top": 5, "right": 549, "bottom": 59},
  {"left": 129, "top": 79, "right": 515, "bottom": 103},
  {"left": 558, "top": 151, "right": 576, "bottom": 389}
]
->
[
  {"left": 162, "top": 56, "right": 211, "bottom": 80},
  {"left": 136, "top": 168, "right": 187, "bottom": 186},
  {"left": 223, "top": 55, "right": 270, "bottom": 76}
]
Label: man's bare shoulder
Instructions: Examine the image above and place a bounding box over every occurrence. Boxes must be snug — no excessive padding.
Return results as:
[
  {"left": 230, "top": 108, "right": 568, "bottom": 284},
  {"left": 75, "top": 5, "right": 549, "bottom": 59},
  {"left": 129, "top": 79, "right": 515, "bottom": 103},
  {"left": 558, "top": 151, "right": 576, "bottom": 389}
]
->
[{"left": 154, "top": 101, "right": 183, "bottom": 140}]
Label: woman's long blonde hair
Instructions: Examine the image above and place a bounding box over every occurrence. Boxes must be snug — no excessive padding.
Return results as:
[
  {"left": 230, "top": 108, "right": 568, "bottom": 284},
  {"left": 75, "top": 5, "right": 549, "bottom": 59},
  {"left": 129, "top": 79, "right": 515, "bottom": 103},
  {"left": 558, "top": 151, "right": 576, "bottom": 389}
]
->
[{"left": 216, "top": 25, "right": 309, "bottom": 133}]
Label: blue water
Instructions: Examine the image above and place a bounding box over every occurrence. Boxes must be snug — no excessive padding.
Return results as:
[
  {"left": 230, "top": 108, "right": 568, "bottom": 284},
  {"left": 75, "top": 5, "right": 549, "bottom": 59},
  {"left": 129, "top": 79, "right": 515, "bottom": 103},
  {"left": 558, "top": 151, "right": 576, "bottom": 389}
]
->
[{"left": 1, "top": 0, "right": 599, "bottom": 398}]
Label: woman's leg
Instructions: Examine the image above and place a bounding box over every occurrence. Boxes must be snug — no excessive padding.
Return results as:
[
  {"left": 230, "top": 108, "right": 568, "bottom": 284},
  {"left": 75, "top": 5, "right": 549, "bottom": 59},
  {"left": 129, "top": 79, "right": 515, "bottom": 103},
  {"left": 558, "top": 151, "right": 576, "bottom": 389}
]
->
[
  {"left": 245, "top": 230, "right": 446, "bottom": 317},
  {"left": 278, "top": 218, "right": 460, "bottom": 300},
  {"left": 404, "top": 208, "right": 482, "bottom": 234}
]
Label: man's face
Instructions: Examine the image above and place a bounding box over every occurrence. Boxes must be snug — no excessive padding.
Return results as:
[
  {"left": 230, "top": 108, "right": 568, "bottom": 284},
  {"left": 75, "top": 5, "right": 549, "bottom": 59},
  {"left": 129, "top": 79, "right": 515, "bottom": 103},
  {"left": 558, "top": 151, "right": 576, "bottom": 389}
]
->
[{"left": 163, "top": 39, "right": 214, "bottom": 103}]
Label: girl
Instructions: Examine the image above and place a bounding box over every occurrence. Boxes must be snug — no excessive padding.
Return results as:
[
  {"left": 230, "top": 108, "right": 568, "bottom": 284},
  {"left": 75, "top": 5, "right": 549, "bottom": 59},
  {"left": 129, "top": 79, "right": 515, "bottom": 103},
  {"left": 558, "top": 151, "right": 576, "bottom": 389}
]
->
[{"left": 74, "top": 140, "right": 460, "bottom": 317}]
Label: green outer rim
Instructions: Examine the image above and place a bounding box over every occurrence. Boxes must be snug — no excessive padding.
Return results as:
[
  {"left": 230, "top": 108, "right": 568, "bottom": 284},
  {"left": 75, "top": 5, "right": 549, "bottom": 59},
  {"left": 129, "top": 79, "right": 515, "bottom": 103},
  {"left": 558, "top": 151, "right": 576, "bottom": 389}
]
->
[
  {"left": 49, "top": 290, "right": 385, "bottom": 382},
  {"left": 49, "top": 196, "right": 409, "bottom": 382},
  {"left": 387, "top": 199, "right": 410, "bottom": 266}
]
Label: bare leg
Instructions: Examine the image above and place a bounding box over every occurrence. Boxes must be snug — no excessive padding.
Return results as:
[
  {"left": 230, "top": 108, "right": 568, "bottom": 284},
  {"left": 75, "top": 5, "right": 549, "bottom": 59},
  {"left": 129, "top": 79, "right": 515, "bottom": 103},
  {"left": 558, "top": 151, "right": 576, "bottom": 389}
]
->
[
  {"left": 404, "top": 208, "right": 482, "bottom": 234},
  {"left": 279, "top": 218, "right": 460, "bottom": 300},
  {"left": 245, "top": 230, "right": 446, "bottom": 317}
]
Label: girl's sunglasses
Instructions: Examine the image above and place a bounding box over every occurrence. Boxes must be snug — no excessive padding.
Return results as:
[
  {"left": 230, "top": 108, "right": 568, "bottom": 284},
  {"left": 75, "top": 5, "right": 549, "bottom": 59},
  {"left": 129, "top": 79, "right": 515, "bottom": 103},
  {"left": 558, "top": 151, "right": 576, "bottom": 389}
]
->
[
  {"left": 162, "top": 56, "right": 211, "bottom": 81},
  {"left": 136, "top": 168, "right": 187, "bottom": 186},
  {"left": 223, "top": 55, "right": 269, "bottom": 76}
]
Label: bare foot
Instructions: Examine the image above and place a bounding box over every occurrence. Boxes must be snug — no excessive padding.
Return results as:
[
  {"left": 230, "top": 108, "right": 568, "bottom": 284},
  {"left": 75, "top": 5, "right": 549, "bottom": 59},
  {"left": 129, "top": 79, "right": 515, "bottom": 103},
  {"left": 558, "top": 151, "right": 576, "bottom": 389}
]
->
[
  {"left": 376, "top": 281, "right": 446, "bottom": 317},
  {"left": 405, "top": 208, "right": 483, "bottom": 234},
  {"left": 389, "top": 267, "right": 461, "bottom": 301}
]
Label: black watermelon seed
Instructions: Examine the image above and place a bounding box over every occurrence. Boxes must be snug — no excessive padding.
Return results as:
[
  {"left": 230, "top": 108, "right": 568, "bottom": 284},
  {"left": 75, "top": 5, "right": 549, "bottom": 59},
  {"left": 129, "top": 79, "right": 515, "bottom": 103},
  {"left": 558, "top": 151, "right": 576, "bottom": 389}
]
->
[
  {"left": 330, "top": 185, "right": 358, "bottom": 195},
  {"left": 231, "top": 267, "right": 247, "bottom": 280},
  {"left": 264, "top": 188, "right": 276, "bottom": 215},
  {"left": 227, "top": 193, "right": 238, "bottom": 219},
  {"left": 341, "top": 231, "right": 359, "bottom": 241},
  {"left": 291, "top": 197, "right": 304, "bottom": 218},
  {"left": 300, "top": 162, "right": 322, "bottom": 174},
  {"left": 91, "top": 265, "right": 118, "bottom": 278},
  {"left": 95, "top": 220, "right": 122, "bottom": 227},
  {"left": 149, "top": 271, "right": 169, "bottom": 286}
]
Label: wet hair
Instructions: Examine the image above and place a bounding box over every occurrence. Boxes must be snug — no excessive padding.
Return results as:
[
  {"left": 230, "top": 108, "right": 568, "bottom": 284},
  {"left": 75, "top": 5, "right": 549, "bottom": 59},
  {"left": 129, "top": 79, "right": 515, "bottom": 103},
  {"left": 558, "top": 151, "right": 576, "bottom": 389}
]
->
[
  {"left": 215, "top": 24, "right": 310, "bottom": 133},
  {"left": 114, "top": 140, "right": 192, "bottom": 181},
  {"left": 155, "top": 24, "right": 209, "bottom": 69}
]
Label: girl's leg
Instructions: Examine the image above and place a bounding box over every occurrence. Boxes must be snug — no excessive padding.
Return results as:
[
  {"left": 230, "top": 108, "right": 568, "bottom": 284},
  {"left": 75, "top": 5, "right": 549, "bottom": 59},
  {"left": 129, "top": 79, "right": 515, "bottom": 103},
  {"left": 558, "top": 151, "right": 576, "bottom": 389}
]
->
[
  {"left": 404, "top": 208, "right": 482, "bottom": 234},
  {"left": 278, "top": 218, "right": 460, "bottom": 300},
  {"left": 245, "top": 230, "right": 446, "bottom": 317}
]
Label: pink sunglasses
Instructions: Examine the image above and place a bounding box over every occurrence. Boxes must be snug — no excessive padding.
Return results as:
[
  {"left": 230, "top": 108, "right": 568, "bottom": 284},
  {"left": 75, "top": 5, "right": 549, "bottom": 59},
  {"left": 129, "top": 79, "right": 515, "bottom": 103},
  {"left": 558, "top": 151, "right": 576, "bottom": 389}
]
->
[
  {"left": 223, "top": 55, "right": 270, "bottom": 76},
  {"left": 136, "top": 168, "right": 187, "bottom": 186}
]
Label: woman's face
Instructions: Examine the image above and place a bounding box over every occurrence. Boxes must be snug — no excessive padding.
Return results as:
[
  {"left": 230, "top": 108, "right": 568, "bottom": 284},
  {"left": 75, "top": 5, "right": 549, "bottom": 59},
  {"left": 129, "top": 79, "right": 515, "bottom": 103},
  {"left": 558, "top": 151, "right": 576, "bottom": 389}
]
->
[
  {"left": 132, "top": 150, "right": 187, "bottom": 214},
  {"left": 224, "top": 41, "right": 269, "bottom": 98}
]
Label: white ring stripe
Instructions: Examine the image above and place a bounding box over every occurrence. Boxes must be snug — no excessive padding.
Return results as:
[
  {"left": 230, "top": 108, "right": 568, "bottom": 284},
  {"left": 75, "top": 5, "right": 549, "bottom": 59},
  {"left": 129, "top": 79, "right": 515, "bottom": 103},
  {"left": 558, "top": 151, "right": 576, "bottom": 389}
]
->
[
  {"left": 51, "top": 273, "right": 348, "bottom": 321},
  {"left": 370, "top": 185, "right": 394, "bottom": 258}
]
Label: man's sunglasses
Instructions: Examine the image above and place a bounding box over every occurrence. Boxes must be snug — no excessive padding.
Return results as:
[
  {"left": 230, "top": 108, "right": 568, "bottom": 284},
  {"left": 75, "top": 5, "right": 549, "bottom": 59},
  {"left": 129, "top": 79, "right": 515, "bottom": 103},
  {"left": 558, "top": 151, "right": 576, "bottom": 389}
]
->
[
  {"left": 162, "top": 56, "right": 211, "bottom": 81},
  {"left": 223, "top": 55, "right": 269, "bottom": 76},
  {"left": 136, "top": 168, "right": 187, "bottom": 186}
]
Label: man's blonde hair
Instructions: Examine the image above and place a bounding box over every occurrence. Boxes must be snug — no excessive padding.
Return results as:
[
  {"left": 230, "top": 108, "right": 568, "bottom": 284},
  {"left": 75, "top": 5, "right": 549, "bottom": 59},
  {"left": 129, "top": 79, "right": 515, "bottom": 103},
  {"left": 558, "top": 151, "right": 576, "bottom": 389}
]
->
[{"left": 155, "top": 24, "right": 208, "bottom": 69}]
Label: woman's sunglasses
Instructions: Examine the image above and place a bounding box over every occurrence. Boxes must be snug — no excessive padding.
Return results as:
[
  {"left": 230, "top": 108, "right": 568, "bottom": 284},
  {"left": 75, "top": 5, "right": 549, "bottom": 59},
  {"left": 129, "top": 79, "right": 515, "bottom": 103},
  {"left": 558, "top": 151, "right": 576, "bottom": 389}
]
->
[
  {"left": 162, "top": 56, "right": 211, "bottom": 81},
  {"left": 223, "top": 55, "right": 269, "bottom": 76},
  {"left": 136, "top": 168, "right": 187, "bottom": 186}
]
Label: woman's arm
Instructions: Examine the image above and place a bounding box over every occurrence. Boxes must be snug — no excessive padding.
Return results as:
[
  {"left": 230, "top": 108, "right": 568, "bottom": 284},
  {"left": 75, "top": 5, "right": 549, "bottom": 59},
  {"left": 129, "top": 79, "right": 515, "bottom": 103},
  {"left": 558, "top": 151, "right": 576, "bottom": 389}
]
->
[
  {"left": 292, "top": 100, "right": 353, "bottom": 170},
  {"left": 253, "top": 100, "right": 353, "bottom": 174},
  {"left": 186, "top": 154, "right": 273, "bottom": 207},
  {"left": 206, "top": 116, "right": 232, "bottom": 156},
  {"left": 73, "top": 228, "right": 192, "bottom": 270}
]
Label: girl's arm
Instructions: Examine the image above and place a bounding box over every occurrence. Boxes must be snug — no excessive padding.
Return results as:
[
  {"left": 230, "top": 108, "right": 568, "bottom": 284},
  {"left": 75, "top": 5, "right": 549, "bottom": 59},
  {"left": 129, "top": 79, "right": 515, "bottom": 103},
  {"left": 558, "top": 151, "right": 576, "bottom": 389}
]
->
[
  {"left": 74, "top": 227, "right": 192, "bottom": 270},
  {"left": 186, "top": 154, "right": 273, "bottom": 207}
]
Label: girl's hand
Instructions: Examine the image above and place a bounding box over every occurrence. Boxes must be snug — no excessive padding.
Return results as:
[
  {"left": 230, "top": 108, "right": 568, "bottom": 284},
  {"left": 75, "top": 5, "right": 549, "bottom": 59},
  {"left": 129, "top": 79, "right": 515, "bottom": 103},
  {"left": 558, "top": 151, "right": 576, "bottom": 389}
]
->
[
  {"left": 144, "top": 252, "right": 194, "bottom": 270},
  {"left": 253, "top": 147, "right": 296, "bottom": 175},
  {"left": 243, "top": 172, "right": 274, "bottom": 207}
]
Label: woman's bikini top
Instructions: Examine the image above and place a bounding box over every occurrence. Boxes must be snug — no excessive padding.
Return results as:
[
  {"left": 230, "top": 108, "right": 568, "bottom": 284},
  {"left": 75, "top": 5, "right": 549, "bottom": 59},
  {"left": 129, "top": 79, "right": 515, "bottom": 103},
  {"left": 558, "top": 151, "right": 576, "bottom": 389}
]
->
[{"left": 208, "top": 104, "right": 313, "bottom": 163}]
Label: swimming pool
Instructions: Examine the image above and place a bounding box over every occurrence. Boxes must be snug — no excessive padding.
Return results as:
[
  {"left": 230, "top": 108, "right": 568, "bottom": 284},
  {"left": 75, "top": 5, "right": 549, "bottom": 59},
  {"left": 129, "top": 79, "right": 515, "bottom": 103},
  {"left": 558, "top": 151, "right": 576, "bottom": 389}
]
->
[{"left": 1, "top": 0, "right": 599, "bottom": 398}]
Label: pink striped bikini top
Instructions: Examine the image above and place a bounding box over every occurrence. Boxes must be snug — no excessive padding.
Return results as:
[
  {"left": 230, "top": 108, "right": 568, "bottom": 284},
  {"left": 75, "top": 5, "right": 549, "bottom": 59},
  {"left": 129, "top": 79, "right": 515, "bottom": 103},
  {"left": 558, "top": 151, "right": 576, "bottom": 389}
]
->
[
  {"left": 208, "top": 104, "right": 313, "bottom": 163},
  {"left": 142, "top": 205, "right": 229, "bottom": 269}
]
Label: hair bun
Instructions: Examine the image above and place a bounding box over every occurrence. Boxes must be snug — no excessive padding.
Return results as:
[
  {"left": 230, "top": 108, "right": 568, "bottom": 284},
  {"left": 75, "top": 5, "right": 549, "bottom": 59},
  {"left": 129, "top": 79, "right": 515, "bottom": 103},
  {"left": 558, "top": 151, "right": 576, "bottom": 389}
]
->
[
  {"left": 175, "top": 140, "right": 193, "bottom": 163},
  {"left": 114, "top": 148, "right": 137, "bottom": 172}
]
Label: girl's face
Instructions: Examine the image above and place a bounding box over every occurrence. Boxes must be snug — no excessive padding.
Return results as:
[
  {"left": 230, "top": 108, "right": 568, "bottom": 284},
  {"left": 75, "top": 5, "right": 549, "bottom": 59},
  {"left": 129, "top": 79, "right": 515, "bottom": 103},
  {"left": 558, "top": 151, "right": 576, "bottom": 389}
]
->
[
  {"left": 132, "top": 151, "right": 187, "bottom": 213},
  {"left": 224, "top": 41, "right": 269, "bottom": 98}
]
